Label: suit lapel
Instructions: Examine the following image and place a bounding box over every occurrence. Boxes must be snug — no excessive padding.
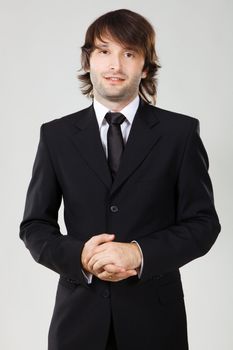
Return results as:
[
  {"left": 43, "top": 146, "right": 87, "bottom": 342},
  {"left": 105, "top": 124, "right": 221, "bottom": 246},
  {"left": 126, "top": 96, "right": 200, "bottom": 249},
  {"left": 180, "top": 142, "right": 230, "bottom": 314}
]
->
[
  {"left": 71, "top": 104, "right": 112, "bottom": 189},
  {"left": 71, "top": 98, "right": 161, "bottom": 195},
  {"left": 110, "top": 98, "right": 161, "bottom": 195}
]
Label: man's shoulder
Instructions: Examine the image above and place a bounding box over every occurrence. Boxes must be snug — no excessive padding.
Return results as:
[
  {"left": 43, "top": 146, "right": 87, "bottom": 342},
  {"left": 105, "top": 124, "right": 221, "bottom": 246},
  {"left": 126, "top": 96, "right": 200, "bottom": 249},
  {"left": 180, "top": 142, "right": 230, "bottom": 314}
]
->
[
  {"left": 149, "top": 104, "right": 198, "bottom": 125},
  {"left": 145, "top": 104, "right": 199, "bottom": 137},
  {"left": 41, "top": 105, "right": 92, "bottom": 131}
]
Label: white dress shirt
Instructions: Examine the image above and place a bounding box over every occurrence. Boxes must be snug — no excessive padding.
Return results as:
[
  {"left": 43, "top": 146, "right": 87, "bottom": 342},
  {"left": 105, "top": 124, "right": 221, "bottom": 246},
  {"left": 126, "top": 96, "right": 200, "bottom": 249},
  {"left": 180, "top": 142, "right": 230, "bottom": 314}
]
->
[{"left": 82, "top": 95, "right": 144, "bottom": 283}]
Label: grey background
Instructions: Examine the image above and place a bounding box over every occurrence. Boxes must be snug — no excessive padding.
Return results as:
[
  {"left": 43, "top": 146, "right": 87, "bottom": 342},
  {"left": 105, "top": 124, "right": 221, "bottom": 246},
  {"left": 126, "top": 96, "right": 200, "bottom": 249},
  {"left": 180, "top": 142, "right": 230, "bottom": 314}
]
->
[{"left": 1, "top": 0, "right": 232, "bottom": 349}]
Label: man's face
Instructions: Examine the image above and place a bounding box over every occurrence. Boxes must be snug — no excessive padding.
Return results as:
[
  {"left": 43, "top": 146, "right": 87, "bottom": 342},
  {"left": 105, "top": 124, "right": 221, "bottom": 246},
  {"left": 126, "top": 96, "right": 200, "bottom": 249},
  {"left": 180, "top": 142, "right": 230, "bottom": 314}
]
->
[{"left": 88, "top": 35, "right": 147, "bottom": 105}]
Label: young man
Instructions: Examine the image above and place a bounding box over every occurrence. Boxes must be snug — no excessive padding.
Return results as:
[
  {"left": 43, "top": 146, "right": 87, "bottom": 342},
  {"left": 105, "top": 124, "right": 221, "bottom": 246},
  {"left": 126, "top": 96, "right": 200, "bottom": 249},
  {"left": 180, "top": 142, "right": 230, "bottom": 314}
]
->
[{"left": 19, "top": 9, "right": 221, "bottom": 350}]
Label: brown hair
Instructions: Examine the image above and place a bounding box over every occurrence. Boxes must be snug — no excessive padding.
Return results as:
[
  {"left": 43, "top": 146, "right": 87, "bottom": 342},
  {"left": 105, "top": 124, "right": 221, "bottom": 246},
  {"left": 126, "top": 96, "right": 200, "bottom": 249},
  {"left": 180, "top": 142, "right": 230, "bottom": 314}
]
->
[{"left": 77, "top": 9, "right": 161, "bottom": 105}]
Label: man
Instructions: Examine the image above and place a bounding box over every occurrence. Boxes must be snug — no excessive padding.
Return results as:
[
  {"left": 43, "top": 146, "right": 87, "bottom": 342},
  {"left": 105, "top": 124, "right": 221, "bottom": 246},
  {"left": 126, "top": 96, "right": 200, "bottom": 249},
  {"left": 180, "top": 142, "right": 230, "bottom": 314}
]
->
[{"left": 19, "top": 9, "right": 221, "bottom": 350}]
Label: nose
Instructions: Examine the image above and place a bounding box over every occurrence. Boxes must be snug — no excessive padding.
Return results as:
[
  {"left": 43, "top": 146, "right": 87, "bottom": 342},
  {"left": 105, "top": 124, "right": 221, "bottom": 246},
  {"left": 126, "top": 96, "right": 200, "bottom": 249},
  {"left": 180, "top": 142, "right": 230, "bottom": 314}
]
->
[{"left": 109, "top": 54, "right": 122, "bottom": 70}]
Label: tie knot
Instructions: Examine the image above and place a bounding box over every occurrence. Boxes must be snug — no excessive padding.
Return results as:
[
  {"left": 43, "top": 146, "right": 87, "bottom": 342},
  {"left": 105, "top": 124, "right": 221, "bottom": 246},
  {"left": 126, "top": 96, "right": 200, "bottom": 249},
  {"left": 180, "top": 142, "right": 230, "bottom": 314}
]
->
[{"left": 105, "top": 112, "right": 126, "bottom": 126}]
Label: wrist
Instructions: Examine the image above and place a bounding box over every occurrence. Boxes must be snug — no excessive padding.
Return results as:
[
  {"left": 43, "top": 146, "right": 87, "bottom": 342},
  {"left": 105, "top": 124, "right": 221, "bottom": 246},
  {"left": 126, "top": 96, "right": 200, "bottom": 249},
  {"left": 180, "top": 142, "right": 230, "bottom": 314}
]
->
[
  {"left": 81, "top": 258, "right": 90, "bottom": 275},
  {"left": 130, "top": 242, "right": 142, "bottom": 269}
]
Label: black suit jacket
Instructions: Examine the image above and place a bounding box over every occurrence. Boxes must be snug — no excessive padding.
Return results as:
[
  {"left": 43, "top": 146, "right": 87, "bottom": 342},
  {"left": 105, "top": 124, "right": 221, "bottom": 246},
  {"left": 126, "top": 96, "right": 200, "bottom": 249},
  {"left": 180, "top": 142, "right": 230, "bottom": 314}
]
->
[{"left": 19, "top": 98, "right": 221, "bottom": 350}]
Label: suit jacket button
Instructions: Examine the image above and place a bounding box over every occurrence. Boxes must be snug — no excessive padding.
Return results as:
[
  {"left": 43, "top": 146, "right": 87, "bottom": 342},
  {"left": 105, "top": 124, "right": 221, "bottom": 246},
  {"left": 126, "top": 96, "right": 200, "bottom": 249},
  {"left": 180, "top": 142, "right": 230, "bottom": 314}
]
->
[
  {"left": 110, "top": 205, "right": 118, "bottom": 212},
  {"left": 156, "top": 274, "right": 163, "bottom": 279},
  {"left": 102, "top": 289, "right": 110, "bottom": 298}
]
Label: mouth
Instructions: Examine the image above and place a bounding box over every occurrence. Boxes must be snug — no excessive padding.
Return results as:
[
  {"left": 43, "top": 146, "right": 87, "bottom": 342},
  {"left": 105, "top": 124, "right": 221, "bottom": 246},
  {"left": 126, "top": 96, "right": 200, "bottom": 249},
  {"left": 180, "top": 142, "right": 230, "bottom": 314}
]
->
[{"left": 104, "top": 76, "right": 125, "bottom": 83}]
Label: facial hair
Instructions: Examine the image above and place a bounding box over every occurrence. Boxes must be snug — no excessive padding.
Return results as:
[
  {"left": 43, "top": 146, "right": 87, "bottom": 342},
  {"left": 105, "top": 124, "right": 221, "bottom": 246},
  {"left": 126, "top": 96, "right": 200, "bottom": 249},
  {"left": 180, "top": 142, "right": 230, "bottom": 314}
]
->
[{"left": 90, "top": 71, "right": 142, "bottom": 102}]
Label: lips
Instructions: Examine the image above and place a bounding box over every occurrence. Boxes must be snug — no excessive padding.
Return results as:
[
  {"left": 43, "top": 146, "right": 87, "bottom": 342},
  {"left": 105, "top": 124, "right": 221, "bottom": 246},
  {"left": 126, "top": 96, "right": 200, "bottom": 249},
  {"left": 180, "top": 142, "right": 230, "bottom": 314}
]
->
[
  {"left": 104, "top": 78, "right": 125, "bottom": 85},
  {"left": 104, "top": 76, "right": 125, "bottom": 81}
]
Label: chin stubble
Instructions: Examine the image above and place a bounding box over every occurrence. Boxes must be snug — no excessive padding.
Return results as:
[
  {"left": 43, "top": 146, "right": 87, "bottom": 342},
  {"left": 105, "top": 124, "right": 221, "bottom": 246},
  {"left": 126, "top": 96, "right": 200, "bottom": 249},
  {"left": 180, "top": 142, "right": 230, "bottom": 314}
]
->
[{"left": 93, "top": 75, "right": 141, "bottom": 101}]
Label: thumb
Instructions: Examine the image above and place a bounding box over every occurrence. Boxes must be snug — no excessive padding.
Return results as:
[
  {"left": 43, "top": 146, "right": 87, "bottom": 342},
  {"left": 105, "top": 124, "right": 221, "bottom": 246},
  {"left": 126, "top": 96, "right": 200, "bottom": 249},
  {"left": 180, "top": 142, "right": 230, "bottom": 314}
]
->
[{"left": 91, "top": 233, "right": 115, "bottom": 246}]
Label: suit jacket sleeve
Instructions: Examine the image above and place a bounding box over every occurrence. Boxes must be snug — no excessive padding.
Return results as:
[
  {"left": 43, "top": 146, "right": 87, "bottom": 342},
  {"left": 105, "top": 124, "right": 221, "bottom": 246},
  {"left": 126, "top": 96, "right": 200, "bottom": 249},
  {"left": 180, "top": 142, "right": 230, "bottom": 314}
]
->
[
  {"left": 19, "top": 124, "right": 87, "bottom": 286},
  {"left": 136, "top": 119, "right": 221, "bottom": 281}
]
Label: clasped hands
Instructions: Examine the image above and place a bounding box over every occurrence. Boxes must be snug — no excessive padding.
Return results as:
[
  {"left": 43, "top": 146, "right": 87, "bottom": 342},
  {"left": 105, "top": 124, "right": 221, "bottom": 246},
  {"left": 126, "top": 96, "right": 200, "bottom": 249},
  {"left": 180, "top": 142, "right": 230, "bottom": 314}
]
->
[{"left": 81, "top": 233, "right": 142, "bottom": 282}]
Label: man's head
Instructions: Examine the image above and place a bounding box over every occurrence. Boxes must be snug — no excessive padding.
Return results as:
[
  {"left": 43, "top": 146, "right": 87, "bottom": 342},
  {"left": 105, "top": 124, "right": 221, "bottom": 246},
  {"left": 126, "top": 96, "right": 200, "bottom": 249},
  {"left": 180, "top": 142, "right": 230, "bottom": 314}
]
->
[{"left": 78, "top": 9, "right": 161, "bottom": 105}]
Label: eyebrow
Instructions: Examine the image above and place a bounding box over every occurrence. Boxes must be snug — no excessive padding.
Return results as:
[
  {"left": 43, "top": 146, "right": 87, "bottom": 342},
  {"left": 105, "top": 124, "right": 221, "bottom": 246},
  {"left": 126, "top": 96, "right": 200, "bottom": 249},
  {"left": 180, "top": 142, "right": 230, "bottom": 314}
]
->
[
  {"left": 94, "top": 43, "right": 138, "bottom": 52},
  {"left": 94, "top": 43, "right": 109, "bottom": 49}
]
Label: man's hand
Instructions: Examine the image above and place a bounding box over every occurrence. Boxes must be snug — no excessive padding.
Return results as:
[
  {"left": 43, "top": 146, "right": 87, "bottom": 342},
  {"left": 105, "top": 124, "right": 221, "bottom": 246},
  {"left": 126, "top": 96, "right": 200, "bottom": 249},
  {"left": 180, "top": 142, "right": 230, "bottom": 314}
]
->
[
  {"left": 81, "top": 234, "right": 141, "bottom": 282},
  {"left": 87, "top": 240, "right": 142, "bottom": 279}
]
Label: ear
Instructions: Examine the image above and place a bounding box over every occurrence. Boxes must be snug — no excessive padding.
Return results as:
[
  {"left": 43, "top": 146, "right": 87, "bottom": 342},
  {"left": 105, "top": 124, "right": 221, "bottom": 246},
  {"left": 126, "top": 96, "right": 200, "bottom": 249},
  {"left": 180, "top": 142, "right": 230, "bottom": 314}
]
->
[
  {"left": 84, "top": 62, "right": 90, "bottom": 73},
  {"left": 141, "top": 68, "right": 148, "bottom": 79}
]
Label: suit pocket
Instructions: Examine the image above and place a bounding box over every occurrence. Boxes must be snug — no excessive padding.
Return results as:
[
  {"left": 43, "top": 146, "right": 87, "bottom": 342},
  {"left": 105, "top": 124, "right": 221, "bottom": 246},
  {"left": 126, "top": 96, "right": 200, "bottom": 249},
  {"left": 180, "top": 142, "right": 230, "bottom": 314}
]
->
[{"left": 158, "top": 280, "right": 184, "bottom": 305}]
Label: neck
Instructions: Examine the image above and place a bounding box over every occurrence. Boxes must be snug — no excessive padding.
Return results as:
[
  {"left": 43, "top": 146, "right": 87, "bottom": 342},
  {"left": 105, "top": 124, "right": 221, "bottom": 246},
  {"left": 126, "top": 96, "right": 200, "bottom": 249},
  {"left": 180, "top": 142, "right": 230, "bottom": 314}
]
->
[{"left": 94, "top": 94, "right": 138, "bottom": 112}]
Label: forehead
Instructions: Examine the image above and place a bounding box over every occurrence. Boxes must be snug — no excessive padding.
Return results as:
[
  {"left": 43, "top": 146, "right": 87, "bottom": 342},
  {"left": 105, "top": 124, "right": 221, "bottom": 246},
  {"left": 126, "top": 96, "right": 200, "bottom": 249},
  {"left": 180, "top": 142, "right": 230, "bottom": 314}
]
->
[{"left": 94, "top": 35, "right": 141, "bottom": 53}]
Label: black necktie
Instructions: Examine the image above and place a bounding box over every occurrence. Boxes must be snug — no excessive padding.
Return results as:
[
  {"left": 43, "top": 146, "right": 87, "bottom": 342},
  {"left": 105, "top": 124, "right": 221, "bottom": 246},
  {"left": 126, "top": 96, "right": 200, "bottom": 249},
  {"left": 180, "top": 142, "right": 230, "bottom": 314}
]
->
[{"left": 105, "top": 112, "right": 126, "bottom": 180}]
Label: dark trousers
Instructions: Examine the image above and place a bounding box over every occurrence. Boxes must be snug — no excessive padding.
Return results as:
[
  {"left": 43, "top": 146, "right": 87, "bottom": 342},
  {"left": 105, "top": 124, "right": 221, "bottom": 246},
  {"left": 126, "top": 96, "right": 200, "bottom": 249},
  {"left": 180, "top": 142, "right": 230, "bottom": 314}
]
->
[{"left": 105, "top": 313, "right": 117, "bottom": 350}]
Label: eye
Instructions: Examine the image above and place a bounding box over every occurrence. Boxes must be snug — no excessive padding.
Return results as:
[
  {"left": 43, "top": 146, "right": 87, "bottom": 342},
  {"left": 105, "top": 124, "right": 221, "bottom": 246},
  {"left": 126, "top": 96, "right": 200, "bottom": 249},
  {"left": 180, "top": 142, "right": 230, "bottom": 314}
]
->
[
  {"left": 99, "top": 50, "right": 109, "bottom": 54},
  {"left": 125, "top": 52, "right": 134, "bottom": 58}
]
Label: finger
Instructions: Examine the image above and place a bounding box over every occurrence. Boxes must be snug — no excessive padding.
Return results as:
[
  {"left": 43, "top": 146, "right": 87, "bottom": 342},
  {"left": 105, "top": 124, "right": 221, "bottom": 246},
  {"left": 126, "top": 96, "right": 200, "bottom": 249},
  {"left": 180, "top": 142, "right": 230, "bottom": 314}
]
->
[
  {"left": 89, "top": 233, "right": 115, "bottom": 247},
  {"left": 93, "top": 263, "right": 127, "bottom": 276},
  {"left": 97, "top": 270, "right": 116, "bottom": 281},
  {"left": 103, "top": 264, "right": 126, "bottom": 274},
  {"left": 89, "top": 241, "right": 114, "bottom": 255},
  {"left": 89, "top": 255, "right": 114, "bottom": 272},
  {"left": 97, "top": 269, "right": 137, "bottom": 282},
  {"left": 87, "top": 252, "right": 103, "bottom": 270},
  {"left": 114, "top": 269, "right": 138, "bottom": 278},
  {"left": 98, "top": 269, "right": 137, "bottom": 280},
  {"left": 83, "top": 233, "right": 115, "bottom": 265},
  {"left": 85, "top": 242, "right": 113, "bottom": 264},
  {"left": 93, "top": 261, "right": 125, "bottom": 274}
]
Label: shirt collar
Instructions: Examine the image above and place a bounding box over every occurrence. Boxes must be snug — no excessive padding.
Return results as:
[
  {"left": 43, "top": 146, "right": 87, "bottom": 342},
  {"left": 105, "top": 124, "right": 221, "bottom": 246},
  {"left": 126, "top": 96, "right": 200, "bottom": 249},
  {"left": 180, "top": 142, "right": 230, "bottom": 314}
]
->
[{"left": 93, "top": 95, "right": 140, "bottom": 129}]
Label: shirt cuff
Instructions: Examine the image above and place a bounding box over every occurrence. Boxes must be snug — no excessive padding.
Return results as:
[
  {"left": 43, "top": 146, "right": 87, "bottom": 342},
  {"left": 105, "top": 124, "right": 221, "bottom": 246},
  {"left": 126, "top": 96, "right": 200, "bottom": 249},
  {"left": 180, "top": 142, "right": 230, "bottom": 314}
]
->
[
  {"left": 81, "top": 269, "right": 93, "bottom": 284},
  {"left": 131, "top": 240, "right": 144, "bottom": 278}
]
